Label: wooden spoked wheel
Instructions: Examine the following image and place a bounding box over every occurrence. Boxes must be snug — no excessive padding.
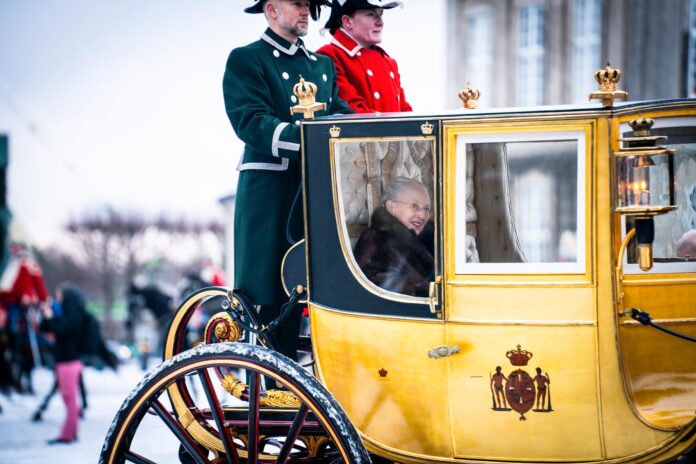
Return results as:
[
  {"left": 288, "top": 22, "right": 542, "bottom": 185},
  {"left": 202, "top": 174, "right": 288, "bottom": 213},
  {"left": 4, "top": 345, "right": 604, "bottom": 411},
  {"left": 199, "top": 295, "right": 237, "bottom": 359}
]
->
[{"left": 100, "top": 343, "right": 369, "bottom": 464}]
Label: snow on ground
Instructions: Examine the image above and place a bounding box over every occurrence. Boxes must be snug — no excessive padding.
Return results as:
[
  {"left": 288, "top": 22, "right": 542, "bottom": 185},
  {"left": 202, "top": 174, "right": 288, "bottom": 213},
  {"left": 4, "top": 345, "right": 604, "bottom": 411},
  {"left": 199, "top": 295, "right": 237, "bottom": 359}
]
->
[{"left": 0, "top": 360, "right": 167, "bottom": 463}]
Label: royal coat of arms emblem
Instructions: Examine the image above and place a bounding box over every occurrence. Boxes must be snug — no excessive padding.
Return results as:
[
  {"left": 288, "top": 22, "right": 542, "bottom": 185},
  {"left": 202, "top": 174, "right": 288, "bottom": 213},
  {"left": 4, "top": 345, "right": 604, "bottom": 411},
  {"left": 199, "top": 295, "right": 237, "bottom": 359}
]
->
[{"left": 490, "top": 345, "right": 553, "bottom": 421}]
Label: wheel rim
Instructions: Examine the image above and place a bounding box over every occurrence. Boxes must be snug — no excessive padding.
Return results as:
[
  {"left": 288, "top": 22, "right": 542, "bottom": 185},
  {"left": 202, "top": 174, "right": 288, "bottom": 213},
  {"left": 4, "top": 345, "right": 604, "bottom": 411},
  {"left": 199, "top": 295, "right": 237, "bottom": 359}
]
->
[{"left": 102, "top": 344, "right": 365, "bottom": 464}]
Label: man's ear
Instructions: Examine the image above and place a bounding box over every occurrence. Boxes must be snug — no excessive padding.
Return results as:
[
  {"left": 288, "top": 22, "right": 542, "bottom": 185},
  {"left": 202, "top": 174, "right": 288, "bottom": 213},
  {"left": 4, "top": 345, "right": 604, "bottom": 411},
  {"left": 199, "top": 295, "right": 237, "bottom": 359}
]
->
[{"left": 265, "top": 0, "right": 277, "bottom": 19}]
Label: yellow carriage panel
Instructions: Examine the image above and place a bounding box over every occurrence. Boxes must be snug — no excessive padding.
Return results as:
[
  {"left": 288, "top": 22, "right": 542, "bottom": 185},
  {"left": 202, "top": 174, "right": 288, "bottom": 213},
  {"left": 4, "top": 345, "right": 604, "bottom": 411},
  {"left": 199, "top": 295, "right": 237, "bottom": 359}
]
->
[
  {"left": 310, "top": 304, "right": 453, "bottom": 459},
  {"left": 445, "top": 324, "right": 601, "bottom": 461}
]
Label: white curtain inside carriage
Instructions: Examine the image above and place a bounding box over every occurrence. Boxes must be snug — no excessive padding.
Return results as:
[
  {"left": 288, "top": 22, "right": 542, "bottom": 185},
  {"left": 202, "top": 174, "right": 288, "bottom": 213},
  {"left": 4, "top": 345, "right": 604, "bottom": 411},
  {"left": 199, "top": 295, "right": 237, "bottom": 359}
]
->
[{"left": 334, "top": 138, "right": 530, "bottom": 265}]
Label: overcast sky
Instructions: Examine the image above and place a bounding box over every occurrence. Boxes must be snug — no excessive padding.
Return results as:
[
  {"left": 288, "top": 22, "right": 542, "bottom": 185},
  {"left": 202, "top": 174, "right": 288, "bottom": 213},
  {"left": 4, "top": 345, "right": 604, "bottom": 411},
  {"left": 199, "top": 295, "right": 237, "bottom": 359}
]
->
[{"left": 0, "top": 1, "right": 446, "bottom": 246}]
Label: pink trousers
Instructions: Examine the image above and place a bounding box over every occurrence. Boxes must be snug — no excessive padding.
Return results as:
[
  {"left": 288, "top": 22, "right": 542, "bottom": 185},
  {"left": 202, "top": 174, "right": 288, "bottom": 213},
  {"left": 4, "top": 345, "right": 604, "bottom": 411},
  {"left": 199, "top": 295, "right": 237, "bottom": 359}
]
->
[{"left": 56, "top": 359, "right": 82, "bottom": 441}]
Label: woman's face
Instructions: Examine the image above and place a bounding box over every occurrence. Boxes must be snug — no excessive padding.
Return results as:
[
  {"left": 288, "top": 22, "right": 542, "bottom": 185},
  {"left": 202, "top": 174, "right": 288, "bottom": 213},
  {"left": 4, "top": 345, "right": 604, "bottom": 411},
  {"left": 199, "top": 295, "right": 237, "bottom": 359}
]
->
[
  {"left": 386, "top": 186, "right": 431, "bottom": 235},
  {"left": 343, "top": 8, "right": 384, "bottom": 48}
]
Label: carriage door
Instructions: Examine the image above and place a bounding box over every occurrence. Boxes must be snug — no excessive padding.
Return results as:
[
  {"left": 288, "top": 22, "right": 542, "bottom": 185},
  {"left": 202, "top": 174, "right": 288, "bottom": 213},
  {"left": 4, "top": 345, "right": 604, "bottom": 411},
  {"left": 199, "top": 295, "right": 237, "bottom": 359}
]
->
[{"left": 441, "top": 120, "right": 604, "bottom": 461}]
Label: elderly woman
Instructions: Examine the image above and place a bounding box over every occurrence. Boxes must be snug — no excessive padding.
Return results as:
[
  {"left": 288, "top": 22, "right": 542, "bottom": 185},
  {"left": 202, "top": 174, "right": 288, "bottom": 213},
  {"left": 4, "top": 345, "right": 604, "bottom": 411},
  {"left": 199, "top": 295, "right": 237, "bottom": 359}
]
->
[{"left": 353, "top": 177, "right": 434, "bottom": 296}]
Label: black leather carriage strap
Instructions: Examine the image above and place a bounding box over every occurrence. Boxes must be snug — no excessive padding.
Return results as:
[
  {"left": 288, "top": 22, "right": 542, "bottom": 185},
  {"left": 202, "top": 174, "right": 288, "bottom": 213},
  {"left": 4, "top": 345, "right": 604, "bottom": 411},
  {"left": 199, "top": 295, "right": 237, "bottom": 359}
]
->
[{"left": 622, "top": 308, "right": 696, "bottom": 343}]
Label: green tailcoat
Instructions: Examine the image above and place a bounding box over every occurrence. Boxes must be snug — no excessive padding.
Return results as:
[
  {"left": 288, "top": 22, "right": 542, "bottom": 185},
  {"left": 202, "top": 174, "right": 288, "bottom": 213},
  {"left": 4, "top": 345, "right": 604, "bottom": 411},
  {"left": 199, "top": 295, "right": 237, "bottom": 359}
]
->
[{"left": 223, "top": 28, "right": 351, "bottom": 305}]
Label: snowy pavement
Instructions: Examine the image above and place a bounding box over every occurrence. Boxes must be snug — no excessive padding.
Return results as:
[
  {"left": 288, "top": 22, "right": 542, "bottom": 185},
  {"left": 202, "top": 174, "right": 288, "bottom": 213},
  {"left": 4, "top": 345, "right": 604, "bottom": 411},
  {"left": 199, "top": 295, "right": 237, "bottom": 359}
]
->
[{"left": 0, "top": 361, "right": 158, "bottom": 463}]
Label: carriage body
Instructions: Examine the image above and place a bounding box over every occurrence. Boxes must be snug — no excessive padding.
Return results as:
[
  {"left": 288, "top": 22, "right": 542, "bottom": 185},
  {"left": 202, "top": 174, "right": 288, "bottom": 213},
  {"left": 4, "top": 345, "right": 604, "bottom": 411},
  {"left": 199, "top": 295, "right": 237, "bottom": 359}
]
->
[
  {"left": 299, "top": 99, "right": 696, "bottom": 463},
  {"left": 103, "top": 99, "right": 696, "bottom": 464}
]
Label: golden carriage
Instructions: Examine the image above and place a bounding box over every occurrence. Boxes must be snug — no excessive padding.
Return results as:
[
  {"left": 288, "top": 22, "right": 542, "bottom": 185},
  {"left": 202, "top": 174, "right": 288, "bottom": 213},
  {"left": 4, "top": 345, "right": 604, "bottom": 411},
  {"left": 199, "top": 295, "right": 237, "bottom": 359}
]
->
[{"left": 100, "top": 68, "right": 696, "bottom": 464}]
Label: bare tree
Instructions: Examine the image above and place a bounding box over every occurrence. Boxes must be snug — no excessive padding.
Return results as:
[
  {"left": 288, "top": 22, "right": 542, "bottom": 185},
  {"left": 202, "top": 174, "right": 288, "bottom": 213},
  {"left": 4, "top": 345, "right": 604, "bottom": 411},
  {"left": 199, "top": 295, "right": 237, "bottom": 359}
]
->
[{"left": 41, "top": 208, "right": 224, "bottom": 338}]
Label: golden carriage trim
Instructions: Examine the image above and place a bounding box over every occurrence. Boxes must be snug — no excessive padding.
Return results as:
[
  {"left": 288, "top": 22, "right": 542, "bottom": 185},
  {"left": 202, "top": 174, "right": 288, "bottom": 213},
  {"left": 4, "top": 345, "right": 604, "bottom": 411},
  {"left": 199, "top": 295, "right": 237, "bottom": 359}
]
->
[{"left": 290, "top": 76, "right": 327, "bottom": 120}]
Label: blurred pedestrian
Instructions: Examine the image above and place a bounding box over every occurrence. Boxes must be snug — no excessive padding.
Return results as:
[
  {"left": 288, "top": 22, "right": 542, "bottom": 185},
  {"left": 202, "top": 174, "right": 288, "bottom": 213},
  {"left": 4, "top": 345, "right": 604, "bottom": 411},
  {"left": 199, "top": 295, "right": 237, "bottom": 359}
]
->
[
  {"left": 0, "top": 240, "right": 49, "bottom": 394},
  {"left": 39, "top": 283, "right": 86, "bottom": 444}
]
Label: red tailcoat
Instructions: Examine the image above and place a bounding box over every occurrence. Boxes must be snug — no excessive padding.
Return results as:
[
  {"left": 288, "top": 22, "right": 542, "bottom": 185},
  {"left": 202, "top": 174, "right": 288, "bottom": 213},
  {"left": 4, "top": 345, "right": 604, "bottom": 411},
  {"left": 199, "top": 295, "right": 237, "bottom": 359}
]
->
[
  {"left": 316, "top": 29, "right": 412, "bottom": 114},
  {"left": 0, "top": 257, "right": 49, "bottom": 306}
]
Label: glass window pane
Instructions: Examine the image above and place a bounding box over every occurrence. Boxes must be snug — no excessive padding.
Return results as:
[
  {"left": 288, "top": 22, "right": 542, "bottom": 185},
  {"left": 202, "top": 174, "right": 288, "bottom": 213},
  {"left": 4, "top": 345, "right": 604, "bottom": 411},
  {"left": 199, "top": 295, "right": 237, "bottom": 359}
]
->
[
  {"left": 624, "top": 126, "right": 696, "bottom": 265},
  {"left": 454, "top": 131, "right": 586, "bottom": 274},
  {"left": 333, "top": 138, "right": 436, "bottom": 297}
]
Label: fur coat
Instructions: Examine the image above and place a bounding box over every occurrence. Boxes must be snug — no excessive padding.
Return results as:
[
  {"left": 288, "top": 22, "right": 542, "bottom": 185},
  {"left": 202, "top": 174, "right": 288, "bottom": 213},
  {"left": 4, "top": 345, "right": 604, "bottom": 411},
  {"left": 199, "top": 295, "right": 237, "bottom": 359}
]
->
[{"left": 353, "top": 207, "right": 434, "bottom": 297}]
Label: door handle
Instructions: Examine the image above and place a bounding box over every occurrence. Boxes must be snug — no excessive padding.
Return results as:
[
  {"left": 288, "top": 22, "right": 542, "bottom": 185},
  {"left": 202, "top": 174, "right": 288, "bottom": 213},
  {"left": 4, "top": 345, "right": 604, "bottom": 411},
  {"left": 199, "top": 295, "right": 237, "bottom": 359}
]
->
[
  {"left": 428, "top": 275, "right": 442, "bottom": 314},
  {"left": 428, "top": 345, "right": 460, "bottom": 359}
]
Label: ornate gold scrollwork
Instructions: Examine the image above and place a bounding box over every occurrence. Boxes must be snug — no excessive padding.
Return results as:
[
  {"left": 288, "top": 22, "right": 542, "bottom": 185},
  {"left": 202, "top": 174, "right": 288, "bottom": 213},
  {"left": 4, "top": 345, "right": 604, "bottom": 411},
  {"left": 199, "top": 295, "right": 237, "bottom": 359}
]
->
[
  {"left": 220, "top": 373, "right": 302, "bottom": 408},
  {"left": 204, "top": 312, "right": 242, "bottom": 344},
  {"left": 300, "top": 435, "right": 331, "bottom": 457}
]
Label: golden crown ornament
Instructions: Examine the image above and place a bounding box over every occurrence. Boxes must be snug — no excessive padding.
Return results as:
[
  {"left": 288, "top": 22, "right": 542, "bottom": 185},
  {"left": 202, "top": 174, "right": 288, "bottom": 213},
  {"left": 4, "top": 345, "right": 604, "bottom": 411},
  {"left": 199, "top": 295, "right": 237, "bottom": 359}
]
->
[
  {"left": 421, "top": 121, "right": 434, "bottom": 135},
  {"left": 458, "top": 82, "right": 481, "bottom": 109},
  {"left": 589, "top": 63, "right": 628, "bottom": 107},
  {"left": 628, "top": 116, "right": 655, "bottom": 137},
  {"left": 290, "top": 76, "right": 327, "bottom": 120},
  {"left": 329, "top": 125, "right": 341, "bottom": 138}
]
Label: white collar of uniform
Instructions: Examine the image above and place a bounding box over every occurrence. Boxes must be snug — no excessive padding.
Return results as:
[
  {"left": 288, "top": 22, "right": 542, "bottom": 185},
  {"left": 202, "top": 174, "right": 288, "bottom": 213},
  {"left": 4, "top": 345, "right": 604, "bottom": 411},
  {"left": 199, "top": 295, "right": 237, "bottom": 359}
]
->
[
  {"left": 261, "top": 31, "right": 313, "bottom": 59},
  {"left": 332, "top": 28, "right": 364, "bottom": 57}
]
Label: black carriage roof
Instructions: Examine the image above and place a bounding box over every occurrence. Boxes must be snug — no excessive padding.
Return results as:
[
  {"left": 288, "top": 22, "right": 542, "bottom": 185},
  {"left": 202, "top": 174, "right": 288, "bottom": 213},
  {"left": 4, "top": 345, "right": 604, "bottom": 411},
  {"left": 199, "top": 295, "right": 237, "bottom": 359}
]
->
[{"left": 307, "top": 98, "right": 696, "bottom": 124}]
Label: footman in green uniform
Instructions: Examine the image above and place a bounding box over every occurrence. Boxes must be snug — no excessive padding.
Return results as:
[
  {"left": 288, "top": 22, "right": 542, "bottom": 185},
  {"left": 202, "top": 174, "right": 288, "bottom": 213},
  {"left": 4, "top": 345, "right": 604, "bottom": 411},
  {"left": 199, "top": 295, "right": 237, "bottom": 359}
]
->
[{"left": 223, "top": 0, "right": 352, "bottom": 360}]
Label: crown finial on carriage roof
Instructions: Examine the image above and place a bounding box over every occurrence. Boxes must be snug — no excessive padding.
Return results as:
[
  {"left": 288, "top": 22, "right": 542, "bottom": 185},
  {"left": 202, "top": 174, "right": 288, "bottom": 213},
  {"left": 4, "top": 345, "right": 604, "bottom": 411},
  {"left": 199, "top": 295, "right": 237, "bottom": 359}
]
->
[
  {"left": 290, "top": 76, "right": 327, "bottom": 119},
  {"left": 589, "top": 62, "right": 628, "bottom": 107},
  {"left": 458, "top": 82, "right": 481, "bottom": 110}
]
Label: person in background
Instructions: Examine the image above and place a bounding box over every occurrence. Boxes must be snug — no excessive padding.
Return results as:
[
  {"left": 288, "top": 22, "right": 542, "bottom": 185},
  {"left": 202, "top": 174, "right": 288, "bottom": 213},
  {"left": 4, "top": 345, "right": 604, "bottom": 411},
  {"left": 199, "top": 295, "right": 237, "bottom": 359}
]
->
[
  {"left": 676, "top": 229, "right": 696, "bottom": 259},
  {"left": 0, "top": 240, "right": 49, "bottom": 394},
  {"left": 353, "top": 177, "right": 433, "bottom": 296},
  {"left": 317, "top": 0, "right": 411, "bottom": 113},
  {"left": 39, "top": 283, "right": 86, "bottom": 444},
  {"left": 223, "top": 0, "right": 351, "bottom": 360}
]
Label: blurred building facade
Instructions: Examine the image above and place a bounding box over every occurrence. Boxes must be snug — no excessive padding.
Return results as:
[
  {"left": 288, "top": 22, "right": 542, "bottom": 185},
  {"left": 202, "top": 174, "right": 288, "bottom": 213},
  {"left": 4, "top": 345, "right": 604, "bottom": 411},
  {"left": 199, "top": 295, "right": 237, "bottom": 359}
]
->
[{"left": 446, "top": 0, "right": 695, "bottom": 108}]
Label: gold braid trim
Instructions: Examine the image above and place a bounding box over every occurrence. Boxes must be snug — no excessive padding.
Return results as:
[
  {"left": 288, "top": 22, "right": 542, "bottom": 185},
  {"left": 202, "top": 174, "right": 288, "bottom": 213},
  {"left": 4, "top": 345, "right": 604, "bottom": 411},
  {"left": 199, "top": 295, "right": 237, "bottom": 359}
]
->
[
  {"left": 221, "top": 373, "right": 246, "bottom": 398},
  {"left": 261, "top": 390, "right": 302, "bottom": 408},
  {"left": 220, "top": 373, "right": 301, "bottom": 408}
]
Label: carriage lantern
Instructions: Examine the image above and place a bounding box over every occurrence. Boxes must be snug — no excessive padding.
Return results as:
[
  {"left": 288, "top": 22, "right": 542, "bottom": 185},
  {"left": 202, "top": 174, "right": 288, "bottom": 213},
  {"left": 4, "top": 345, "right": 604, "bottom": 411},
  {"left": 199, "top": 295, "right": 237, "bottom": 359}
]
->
[{"left": 614, "top": 116, "right": 676, "bottom": 270}]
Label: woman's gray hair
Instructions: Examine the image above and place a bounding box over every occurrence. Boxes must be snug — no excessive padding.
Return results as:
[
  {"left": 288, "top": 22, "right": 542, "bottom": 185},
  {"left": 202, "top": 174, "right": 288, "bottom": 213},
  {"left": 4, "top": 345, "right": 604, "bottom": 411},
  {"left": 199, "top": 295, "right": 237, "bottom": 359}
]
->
[{"left": 381, "top": 177, "right": 429, "bottom": 206}]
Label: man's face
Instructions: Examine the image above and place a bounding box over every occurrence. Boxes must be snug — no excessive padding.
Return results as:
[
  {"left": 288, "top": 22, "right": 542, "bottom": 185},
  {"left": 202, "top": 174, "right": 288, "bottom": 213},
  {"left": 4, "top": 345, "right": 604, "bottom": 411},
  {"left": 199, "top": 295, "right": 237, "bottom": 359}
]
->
[
  {"left": 270, "top": 0, "right": 311, "bottom": 39},
  {"left": 344, "top": 8, "right": 384, "bottom": 48},
  {"left": 386, "top": 186, "right": 431, "bottom": 235}
]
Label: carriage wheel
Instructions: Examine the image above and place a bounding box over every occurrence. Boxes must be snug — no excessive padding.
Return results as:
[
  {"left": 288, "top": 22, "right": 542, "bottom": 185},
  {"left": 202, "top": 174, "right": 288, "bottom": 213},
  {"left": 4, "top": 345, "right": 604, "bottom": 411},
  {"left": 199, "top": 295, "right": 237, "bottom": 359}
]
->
[{"left": 100, "top": 343, "right": 369, "bottom": 464}]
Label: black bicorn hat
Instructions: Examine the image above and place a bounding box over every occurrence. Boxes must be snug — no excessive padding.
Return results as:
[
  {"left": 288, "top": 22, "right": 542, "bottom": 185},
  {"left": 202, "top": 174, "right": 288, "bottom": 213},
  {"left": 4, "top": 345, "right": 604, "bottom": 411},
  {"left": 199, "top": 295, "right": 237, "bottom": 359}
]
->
[
  {"left": 324, "top": 0, "right": 403, "bottom": 33},
  {"left": 245, "top": 0, "right": 331, "bottom": 21}
]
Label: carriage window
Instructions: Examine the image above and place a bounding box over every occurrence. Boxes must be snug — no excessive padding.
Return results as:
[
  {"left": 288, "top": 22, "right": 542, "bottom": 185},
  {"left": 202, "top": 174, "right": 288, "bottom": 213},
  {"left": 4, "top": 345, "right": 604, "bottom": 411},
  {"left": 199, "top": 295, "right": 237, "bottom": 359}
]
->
[
  {"left": 333, "top": 137, "right": 436, "bottom": 299},
  {"left": 454, "top": 131, "right": 586, "bottom": 274},
  {"left": 624, "top": 124, "right": 696, "bottom": 273}
]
